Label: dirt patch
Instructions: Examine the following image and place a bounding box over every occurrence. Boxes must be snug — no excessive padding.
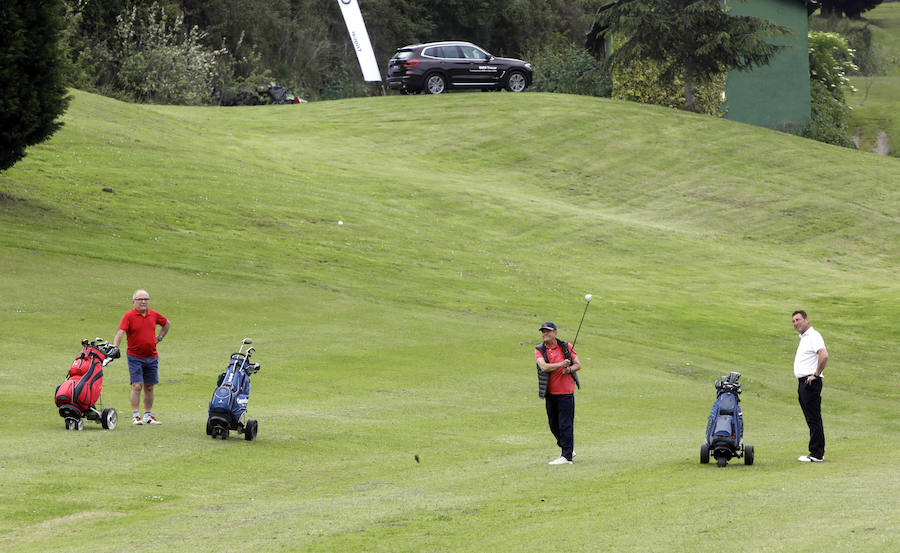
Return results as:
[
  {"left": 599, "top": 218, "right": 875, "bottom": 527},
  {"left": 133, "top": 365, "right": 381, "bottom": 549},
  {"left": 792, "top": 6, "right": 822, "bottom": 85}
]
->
[
  {"left": 873, "top": 130, "right": 890, "bottom": 156},
  {"left": 0, "top": 192, "right": 25, "bottom": 204}
]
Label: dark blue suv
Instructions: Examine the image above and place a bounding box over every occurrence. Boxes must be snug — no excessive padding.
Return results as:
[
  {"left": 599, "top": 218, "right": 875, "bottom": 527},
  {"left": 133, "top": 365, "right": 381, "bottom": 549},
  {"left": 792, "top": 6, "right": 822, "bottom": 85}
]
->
[{"left": 387, "top": 41, "right": 533, "bottom": 95}]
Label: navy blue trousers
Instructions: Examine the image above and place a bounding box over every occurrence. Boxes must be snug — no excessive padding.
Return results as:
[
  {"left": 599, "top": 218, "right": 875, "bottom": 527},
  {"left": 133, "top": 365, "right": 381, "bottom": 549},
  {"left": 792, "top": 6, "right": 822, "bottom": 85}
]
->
[
  {"left": 798, "top": 377, "right": 825, "bottom": 459},
  {"left": 545, "top": 393, "right": 574, "bottom": 461}
]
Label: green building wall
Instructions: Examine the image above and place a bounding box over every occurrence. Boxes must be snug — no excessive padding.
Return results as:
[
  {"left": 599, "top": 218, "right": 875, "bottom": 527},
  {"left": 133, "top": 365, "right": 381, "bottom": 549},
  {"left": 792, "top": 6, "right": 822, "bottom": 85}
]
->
[{"left": 723, "top": 0, "right": 811, "bottom": 130}]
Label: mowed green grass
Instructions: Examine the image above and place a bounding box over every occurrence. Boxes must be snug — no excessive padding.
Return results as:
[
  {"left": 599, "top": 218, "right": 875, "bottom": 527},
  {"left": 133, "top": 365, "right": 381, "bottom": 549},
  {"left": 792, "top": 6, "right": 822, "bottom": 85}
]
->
[{"left": 0, "top": 90, "right": 897, "bottom": 553}]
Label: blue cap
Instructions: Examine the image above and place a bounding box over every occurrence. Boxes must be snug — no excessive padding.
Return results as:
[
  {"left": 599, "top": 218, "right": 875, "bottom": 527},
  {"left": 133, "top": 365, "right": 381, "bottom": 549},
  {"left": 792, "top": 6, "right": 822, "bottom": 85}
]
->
[{"left": 539, "top": 322, "right": 557, "bottom": 331}]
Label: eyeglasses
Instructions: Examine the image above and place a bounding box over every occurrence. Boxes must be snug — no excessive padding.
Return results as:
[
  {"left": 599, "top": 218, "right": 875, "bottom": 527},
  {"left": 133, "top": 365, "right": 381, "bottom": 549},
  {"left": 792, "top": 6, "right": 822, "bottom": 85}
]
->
[{"left": 134, "top": 298, "right": 150, "bottom": 301}]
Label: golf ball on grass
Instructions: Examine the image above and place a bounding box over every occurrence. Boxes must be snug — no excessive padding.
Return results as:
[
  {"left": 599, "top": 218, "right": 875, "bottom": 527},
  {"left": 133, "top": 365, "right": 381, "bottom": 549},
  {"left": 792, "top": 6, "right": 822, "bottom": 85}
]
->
[
  {"left": 585, "top": 294, "right": 592, "bottom": 302},
  {"left": 338, "top": 220, "right": 343, "bottom": 226}
]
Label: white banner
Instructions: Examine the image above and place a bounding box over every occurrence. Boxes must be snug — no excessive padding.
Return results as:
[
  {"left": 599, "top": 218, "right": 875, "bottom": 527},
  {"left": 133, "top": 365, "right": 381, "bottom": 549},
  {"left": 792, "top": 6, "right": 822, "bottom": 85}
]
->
[{"left": 336, "top": 0, "right": 382, "bottom": 82}]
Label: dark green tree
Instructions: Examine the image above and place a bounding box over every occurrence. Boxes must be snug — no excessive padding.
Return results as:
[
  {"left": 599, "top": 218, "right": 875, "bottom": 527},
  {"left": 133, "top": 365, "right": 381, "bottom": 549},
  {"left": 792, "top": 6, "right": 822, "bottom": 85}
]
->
[
  {"left": 819, "top": 0, "right": 884, "bottom": 19},
  {"left": 1, "top": 0, "right": 71, "bottom": 172},
  {"left": 594, "top": 0, "right": 790, "bottom": 111}
]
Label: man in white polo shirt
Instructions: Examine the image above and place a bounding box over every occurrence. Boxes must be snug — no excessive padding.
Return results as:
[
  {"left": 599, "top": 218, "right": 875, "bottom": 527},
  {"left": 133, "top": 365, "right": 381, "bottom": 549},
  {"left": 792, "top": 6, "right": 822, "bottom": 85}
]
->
[{"left": 792, "top": 310, "right": 829, "bottom": 462}]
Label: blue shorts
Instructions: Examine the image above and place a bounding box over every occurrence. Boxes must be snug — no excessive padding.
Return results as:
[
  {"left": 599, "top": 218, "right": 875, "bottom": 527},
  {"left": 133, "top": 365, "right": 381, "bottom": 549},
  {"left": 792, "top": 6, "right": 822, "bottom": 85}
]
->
[{"left": 127, "top": 355, "right": 159, "bottom": 385}]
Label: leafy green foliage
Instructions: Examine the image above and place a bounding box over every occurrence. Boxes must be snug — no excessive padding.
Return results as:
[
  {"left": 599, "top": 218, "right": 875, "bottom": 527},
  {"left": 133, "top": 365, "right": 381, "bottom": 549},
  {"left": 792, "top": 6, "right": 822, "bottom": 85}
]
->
[
  {"left": 799, "top": 31, "right": 858, "bottom": 148},
  {"left": 810, "top": 14, "right": 879, "bottom": 75},
  {"left": 595, "top": 0, "right": 789, "bottom": 111},
  {"left": 611, "top": 59, "right": 726, "bottom": 116},
  {"left": 0, "top": 0, "right": 71, "bottom": 172},
  {"left": 62, "top": 0, "right": 602, "bottom": 103},
  {"left": 65, "top": 2, "right": 226, "bottom": 104},
  {"left": 525, "top": 37, "right": 611, "bottom": 97},
  {"left": 809, "top": 30, "right": 859, "bottom": 101}
]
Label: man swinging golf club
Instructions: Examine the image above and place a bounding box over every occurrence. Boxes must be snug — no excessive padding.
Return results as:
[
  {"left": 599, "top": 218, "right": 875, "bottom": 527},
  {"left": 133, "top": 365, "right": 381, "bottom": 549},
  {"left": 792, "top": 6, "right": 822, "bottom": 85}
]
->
[{"left": 535, "top": 301, "right": 586, "bottom": 465}]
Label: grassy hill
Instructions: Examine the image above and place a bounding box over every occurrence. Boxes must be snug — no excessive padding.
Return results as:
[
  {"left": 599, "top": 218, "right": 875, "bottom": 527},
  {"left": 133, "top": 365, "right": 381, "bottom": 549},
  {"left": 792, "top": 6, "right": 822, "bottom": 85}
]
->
[{"left": 0, "top": 90, "right": 897, "bottom": 553}]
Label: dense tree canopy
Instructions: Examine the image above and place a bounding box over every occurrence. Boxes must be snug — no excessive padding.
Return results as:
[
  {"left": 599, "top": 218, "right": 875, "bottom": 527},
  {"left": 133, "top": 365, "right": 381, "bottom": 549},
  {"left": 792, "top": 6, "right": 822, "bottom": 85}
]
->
[
  {"left": 1, "top": 0, "right": 71, "bottom": 172},
  {"left": 819, "top": 0, "right": 884, "bottom": 19},
  {"left": 63, "top": 0, "right": 602, "bottom": 102}
]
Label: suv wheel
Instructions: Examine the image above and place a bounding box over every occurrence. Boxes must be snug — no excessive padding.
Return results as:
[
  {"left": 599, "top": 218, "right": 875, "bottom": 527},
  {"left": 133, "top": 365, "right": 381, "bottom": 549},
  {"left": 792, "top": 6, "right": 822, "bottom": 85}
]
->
[
  {"left": 424, "top": 73, "right": 447, "bottom": 94},
  {"left": 506, "top": 71, "right": 527, "bottom": 92}
]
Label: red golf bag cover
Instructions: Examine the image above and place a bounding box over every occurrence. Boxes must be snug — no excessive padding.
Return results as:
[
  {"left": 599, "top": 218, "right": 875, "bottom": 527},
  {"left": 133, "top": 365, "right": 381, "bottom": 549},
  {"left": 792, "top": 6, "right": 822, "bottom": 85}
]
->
[{"left": 55, "top": 346, "right": 106, "bottom": 413}]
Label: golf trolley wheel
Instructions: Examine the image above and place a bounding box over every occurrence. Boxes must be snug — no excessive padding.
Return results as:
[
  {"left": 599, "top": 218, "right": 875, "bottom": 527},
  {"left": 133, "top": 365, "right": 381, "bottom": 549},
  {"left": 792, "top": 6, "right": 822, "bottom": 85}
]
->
[
  {"left": 716, "top": 456, "right": 728, "bottom": 468},
  {"left": 700, "top": 443, "right": 710, "bottom": 464},
  {"left": 744, "top": 444, "right": 755, "bottom": 466},
  {"left": 206, "top": 419, "right": 213, "bottom": 436},
  {"left": 244, "top": 419, "right": 258, "bottom": 441},
  {"left": 101, "top": 408, "right": 118, "bottom": 430},
  {"left": 65, "top": 418, "right": 84, "bottom": 431}
]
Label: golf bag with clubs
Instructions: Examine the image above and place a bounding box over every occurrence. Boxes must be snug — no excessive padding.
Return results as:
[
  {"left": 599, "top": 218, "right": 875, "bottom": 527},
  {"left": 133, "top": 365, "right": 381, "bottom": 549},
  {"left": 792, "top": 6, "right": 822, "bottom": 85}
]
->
[
  {"left": 54, "top": 338, "right": 120, "bottom": 431},
  {"left": 701, "top": 371, "right": 754, "bottom": 467},
  {"left": 206, "top": 338, "right": 260, "bottom": 440}
]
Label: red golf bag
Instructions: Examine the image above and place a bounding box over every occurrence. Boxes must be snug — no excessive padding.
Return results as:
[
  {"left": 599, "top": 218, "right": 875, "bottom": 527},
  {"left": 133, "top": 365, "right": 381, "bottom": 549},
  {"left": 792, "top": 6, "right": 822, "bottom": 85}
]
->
[{"left": 55, "top": 343, "right": 108, "bottom": 413}]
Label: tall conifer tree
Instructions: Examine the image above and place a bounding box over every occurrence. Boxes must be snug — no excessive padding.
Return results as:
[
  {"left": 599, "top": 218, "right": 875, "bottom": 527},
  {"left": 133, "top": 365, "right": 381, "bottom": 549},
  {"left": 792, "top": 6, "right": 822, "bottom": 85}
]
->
[{"left": 0, "top": 0, "right": 70, "bottom": 172}]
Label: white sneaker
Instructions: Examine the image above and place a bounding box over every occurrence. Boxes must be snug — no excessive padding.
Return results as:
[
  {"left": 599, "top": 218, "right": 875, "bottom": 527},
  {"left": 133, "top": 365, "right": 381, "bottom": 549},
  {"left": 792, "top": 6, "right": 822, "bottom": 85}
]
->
[
  {"left": 549, "top": 456, "right": 573, "bottom": 465},
  {"left": 798, "top": 455, "right": 823, "bottom": 463},
  {"left": 132, "top": 416, "right": 143, "bottom": 425},
  {"left": 142, "top": 414, "right": 162, "bottom": 425}
]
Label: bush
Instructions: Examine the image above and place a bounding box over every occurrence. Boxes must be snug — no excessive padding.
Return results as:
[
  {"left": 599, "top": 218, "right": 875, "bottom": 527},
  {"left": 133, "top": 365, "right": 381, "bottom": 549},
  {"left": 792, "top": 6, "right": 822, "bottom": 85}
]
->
[
  {"left": 799, "top": 81, "right": 857, "bottom": 148},
  {"left": 525, "top": 39, "right": 611, "bottom": 97},
  {"left": 798, "top": 31, "right": 857, "bottom": 148},
  {"left": 114, "top": 4, "right": 226, "bottom": 104},
  {"left": 64, "top": 2, "right": 226, "bottom": 105},
  {"left": 611, "top": 59, "right": 726, "bottom": 116},
  {"left": 809, "top": 15, "right": 879, "bottom": 75}
]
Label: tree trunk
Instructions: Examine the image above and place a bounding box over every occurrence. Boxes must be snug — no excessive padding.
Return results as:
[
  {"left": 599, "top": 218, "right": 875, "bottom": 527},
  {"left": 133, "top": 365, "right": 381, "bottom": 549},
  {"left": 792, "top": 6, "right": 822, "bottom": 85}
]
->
[{"left": 683, "top": 57, "right": 696, "bottom": 112}]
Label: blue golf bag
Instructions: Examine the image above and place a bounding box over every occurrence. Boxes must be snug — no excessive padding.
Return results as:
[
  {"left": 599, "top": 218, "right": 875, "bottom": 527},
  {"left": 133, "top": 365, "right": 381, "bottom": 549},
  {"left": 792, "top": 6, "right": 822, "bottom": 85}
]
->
[
  {"left": 701, "top": 372, "right": 754, "bottom": 467},
  {"left": 207, "top": 338, "right": 260, "bottom": 440}
]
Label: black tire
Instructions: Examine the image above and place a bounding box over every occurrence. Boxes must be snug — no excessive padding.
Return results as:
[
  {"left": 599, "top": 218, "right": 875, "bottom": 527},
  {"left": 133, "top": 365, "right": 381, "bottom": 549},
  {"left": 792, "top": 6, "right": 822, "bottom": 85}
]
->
[
  {"left": 505, "top": 70, "right": 528, "bottom": 92},
  {"left": 424, "top": 73, "right": 447, "bottom": 94},
  {"left": 245, "top": 419, "right": 258, "bottom": 441},
  {"left": 716, "top": 456, "right": 728, "bottom": 468},
  {"left": 744, "top": 444, "right": 754, "bottom": 466},
  {"left": 101, "top": 408, "right": 118, "bottom": 430},
  {"left": 206, "top": 418, "right": 213, "bottom": 436},
  {"left": 700, "top": 443, "right": 710, "bottom": 464}
]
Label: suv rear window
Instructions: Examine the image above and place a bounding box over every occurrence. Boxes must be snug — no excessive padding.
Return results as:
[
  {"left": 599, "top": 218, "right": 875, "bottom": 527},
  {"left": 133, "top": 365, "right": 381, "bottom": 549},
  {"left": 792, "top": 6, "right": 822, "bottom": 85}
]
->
[{"left": 391, "top": 50, "right": 414, "bottom": 60}]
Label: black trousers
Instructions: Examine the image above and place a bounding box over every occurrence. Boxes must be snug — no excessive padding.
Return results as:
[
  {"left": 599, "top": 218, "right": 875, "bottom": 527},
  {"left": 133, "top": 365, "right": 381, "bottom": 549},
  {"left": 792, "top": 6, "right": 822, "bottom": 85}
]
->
[
  {"left": 798, "top": 377, "right": 825, "bottom": 458},
  {"left": 545, "top": 393, "right": 574, "bottom": 461}
]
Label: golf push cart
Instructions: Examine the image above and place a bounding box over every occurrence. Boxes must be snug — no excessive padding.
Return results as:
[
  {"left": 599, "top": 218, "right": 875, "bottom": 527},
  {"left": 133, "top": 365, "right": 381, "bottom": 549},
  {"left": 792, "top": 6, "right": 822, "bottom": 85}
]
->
[
  {"left": 207, "top": 338, "right": 261, "bottom": 440},
  {"left": 54, "top": 338, "right": 120, "bottom": 431},
  {"left": 701, "top": 371, "right": 754, "bottom": 467}
]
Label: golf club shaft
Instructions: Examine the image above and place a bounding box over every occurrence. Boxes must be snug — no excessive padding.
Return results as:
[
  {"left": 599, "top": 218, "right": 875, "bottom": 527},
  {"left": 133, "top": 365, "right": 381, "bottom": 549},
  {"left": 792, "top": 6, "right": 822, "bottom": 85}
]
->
[{"left": 571, "top": 300, "right": 590, "bottom": 349}]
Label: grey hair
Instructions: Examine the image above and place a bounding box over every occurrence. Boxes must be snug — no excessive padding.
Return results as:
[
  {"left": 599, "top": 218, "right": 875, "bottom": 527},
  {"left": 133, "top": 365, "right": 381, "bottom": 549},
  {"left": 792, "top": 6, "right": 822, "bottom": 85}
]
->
[{"left": 132, "top": 289, "right": 149, "bottom": 301}]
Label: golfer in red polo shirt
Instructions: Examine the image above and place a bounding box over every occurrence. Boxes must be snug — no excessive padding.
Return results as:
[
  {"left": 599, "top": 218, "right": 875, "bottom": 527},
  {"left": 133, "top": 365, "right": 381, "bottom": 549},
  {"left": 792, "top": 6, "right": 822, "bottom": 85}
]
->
[
  {"left": 535, "top": 322, "right": 581, "bottom": 465},
  {"left": 112, "top": 289, "right": 170, "bottom": 425}
]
